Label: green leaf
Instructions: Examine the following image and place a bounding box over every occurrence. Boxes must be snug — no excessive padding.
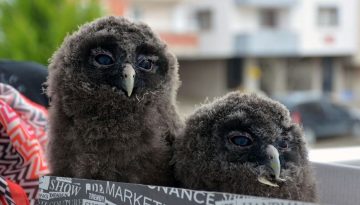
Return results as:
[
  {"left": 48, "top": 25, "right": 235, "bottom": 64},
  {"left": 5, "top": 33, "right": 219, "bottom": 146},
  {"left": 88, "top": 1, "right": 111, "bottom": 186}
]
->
[{"left": 0, "top": 0, "right": 104, "bottom": 66}]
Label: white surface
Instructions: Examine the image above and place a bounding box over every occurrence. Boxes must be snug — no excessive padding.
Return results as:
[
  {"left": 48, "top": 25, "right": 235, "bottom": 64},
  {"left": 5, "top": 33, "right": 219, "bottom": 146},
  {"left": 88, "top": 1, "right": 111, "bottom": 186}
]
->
[
  {"left": 313, "top": 162, "right": 360, "bottom": 205},
  {"left": 310, "top": 146, "right": 360, "bottom": 164}
]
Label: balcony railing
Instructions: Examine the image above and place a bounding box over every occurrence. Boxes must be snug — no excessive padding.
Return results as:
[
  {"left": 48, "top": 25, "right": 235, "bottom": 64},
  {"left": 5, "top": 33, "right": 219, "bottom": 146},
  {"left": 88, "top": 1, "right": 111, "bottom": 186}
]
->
[
  {"left": 235, "top": 0, "right": 298, "bottom": 7},
  {"left": 234, "top": 30, "right": 299, "bottom": 56}
]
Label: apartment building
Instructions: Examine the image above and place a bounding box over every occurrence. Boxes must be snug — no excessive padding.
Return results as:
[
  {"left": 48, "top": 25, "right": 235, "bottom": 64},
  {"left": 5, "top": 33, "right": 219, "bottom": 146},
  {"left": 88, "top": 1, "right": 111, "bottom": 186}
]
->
[
  {"left": 177, "top": 0, "right": 359, "bottom": 102},
  {"left": 105, "top": 0, "right": 359, "bottom": 103}
]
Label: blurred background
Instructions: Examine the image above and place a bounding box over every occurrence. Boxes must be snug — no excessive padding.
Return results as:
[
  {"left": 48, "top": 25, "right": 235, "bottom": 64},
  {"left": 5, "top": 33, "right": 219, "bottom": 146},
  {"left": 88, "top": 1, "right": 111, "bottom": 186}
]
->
[{"left": 1, "top": 0, "right": 360, "bottom": 156}]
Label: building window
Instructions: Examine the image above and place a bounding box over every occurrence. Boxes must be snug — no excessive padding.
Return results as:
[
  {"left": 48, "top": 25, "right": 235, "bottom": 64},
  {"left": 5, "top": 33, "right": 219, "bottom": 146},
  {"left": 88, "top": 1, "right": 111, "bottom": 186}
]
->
[
  {"left": 259, "top": 9, "right": 279, "bottom": 29},
  {"left": 196, "top": 9, "right": 212, "bottom": 31},
  {"left": 318, "top": 6, "right": 338, "bottom": 27}
]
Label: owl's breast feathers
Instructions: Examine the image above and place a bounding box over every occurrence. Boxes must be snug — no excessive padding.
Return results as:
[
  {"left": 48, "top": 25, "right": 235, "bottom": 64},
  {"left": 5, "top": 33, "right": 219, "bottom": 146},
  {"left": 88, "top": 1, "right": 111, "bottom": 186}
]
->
[{"left": 48, "top": 84, "right": 178, "bottom": 184}]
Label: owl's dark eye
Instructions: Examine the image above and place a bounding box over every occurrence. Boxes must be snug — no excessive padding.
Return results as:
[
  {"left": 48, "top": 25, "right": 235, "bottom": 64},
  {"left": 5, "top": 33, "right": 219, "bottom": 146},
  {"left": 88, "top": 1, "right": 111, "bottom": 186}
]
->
[
  {"left": 137, "top": 56, "right": 153, "bottom": 71},
  {"left": 95, "top": 54, "right": 114, "bottom": 65},
  {"left": 278, "top": 139, "right": 289, "bottom": 149},
  {"left": 228, "top": 132, "right": 253, "bottom": 147},
  {"left": 230, "top": 136, "right": 253, "bottom": 146}
]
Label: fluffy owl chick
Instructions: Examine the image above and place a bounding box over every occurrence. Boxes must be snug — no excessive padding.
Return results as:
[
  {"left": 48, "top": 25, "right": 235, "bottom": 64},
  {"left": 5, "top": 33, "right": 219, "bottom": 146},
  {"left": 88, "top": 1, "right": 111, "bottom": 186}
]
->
[
  {"left": 46, "top": 16, "right": 183, "bottom": 186},
  {"left": 173, "top": 92, "right": 317, "bottom": 202}
]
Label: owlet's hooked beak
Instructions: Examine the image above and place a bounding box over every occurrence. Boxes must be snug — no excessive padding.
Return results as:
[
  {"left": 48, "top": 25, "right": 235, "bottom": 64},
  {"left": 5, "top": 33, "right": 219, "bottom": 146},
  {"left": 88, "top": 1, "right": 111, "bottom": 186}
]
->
[
  {"left": 266, "top": 144, "right": 285, "bottom": 181},
  {"left": 258, "top": 145, "right": 286, "bottom": 187},
  {"left": 122, "top": 64, "right": 136, "bottom": 97}
]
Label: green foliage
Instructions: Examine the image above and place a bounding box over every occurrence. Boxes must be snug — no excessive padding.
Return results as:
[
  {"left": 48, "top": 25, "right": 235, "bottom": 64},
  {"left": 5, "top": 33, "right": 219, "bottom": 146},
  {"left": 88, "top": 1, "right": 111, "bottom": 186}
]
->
[{"left": 0, "top": 0, "right": 104, "bottom": 65}]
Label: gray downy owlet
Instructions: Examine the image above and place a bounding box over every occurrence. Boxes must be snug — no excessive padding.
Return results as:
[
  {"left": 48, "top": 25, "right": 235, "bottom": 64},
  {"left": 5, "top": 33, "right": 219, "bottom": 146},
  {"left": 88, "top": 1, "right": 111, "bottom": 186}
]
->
[
  {"left": 46, "top": 16, "right": 183, "bottom": 186},
  {"left": 173, "top": 92, "right": 317, "bottom": 202}
]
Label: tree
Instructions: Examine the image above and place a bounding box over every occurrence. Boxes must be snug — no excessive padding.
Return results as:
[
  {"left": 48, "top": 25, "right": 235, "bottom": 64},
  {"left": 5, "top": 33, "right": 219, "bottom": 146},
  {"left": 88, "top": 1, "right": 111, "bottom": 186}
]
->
[{"left": 0, "top": 0, "right": 104, "bottom": 65}]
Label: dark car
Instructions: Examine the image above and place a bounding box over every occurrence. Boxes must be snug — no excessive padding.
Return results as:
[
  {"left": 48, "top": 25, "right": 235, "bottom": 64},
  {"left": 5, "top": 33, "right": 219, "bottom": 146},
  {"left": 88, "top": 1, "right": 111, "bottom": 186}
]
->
[{"left": 275, "top": 92, "right": 360, "bottom": 144}]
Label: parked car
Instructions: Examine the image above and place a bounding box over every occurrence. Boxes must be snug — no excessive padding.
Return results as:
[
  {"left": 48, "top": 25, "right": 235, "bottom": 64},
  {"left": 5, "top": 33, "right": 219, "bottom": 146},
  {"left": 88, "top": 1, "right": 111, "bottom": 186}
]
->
[{"left": 275, "top": 92, "right": 360, "bottom": 144}]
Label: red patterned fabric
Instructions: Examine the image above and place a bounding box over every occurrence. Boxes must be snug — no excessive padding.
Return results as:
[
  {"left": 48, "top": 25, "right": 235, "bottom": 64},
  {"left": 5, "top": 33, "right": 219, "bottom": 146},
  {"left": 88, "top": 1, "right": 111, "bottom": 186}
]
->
[
  {"left": 0, "top": 177, "right": 15, "bottom": 205},
  {"left": 0, "top": 83, "right": 49, "bottom": 204},
  {"left": 6, "top": 179, "right": 30, "bottom": 205}
]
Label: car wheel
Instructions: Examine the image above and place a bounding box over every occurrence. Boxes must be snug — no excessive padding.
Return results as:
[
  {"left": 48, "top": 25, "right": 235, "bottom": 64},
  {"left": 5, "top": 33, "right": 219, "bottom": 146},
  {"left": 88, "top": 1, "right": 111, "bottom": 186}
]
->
[
  {"left": 304, "top": 128, "right": 316, "bottom": 145},
  {"left": 351, "top": 123, "right": 360, "bottom": 138}
]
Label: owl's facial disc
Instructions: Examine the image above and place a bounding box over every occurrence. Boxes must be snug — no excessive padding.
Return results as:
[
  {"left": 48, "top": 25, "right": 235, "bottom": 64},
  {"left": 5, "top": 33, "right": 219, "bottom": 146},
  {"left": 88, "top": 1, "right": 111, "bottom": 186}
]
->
[
  {"left": 222, "top": 124, "right": 288, "bottom": 183},
  {"left": 86, "top": 42, "right": 168, "bottom": 99},
  {"left": 227, "top": 132, "right": 284, "bottom": 180}
]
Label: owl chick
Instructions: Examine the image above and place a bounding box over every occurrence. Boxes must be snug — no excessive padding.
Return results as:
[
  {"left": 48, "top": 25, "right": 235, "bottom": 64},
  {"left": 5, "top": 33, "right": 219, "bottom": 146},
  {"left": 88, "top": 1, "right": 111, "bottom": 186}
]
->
[
  {"left": 46, "top": 16, "right": 183, "bottom": 186},
  {"left": 173, "top": 92, "right": 317, "bottom": 202}
]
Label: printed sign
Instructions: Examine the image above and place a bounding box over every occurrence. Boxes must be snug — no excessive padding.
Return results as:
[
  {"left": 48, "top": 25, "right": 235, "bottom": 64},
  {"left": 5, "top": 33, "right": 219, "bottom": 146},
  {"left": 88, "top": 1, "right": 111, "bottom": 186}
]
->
[{"left": 38, "top": 176, "right": 317, "bottom": 205}]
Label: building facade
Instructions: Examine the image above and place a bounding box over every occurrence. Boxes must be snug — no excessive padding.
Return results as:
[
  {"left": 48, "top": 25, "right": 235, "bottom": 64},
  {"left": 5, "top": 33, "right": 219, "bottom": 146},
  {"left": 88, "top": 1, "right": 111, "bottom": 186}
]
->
[{"left": 105, "top": 0, "right": 360, "bottom": 104}]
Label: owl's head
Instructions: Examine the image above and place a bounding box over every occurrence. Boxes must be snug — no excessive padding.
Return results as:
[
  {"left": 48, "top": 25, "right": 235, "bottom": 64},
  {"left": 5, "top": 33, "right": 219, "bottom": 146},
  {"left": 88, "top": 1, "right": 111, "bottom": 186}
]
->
[
  {"left": 175, "top": 92, "right": 312, "bottom": 196},
  {"left": 48, "top": 16, "right": 179, "bottom": 103}
]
